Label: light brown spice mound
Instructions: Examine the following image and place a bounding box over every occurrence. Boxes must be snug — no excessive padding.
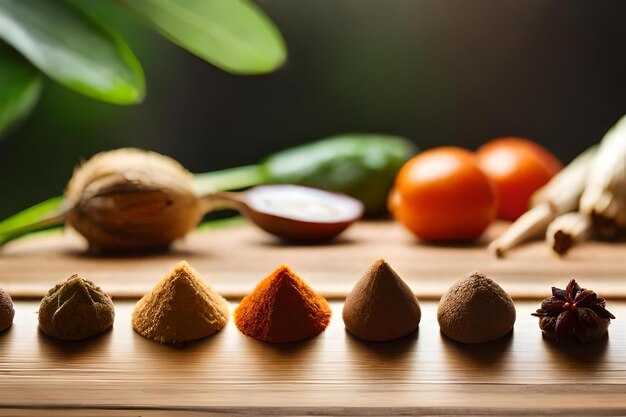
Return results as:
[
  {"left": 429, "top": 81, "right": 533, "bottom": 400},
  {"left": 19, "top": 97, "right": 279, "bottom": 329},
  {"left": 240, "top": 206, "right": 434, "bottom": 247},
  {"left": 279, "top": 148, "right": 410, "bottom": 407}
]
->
[
  {"left": 132, "top": 261, "right": 228, "bottom": 343},
  {"left": 0, "top": 288, "right": 15, "bottom": 333},
  {"left": 343, "top": 259, "right": 421, "bottom": 341},
  {"left": 234, "top": 265, "right": 331, "bottom": 343},
  {"left": 437, "top": 272, "right": 516, "bottom": 344},
  {"left": 38, "top": 275, "right": 115, "bottom": 340}
]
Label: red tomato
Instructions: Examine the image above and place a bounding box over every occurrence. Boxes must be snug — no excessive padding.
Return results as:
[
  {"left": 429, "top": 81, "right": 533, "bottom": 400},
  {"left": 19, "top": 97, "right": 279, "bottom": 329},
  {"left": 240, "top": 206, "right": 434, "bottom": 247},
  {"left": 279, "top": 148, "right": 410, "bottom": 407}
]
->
[
  {"left": 476, "top": 137, "right": 562, "bottom": 221},
  {"left": 389, "top": 147, "right": 497, "bottom": 241}
]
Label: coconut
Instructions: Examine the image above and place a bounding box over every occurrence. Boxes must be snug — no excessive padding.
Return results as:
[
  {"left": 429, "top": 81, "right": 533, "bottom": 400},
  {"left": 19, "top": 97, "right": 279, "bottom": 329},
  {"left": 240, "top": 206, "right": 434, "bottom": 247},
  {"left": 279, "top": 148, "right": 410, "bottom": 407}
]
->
[{"left": 66, "top": 148, "right": 202, "bottom": 251}]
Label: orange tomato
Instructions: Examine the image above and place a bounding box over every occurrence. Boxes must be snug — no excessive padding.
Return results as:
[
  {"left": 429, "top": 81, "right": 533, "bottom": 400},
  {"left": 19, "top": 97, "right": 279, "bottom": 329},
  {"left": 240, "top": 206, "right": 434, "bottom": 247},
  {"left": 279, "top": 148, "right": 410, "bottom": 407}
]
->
[
  {"left": 389, "top": 147, "right": 497, "bottom": 241},
  {"left": 476, "top": 137, "right": 562, "bottom": 221}
]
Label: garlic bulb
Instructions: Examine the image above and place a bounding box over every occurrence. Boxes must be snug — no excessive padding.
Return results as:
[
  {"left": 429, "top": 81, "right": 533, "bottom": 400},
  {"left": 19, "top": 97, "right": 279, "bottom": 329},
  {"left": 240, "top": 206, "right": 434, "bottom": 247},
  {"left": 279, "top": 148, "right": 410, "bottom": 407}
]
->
[{"left": 66, "top": 148, "right": 203, "bottom": 251}]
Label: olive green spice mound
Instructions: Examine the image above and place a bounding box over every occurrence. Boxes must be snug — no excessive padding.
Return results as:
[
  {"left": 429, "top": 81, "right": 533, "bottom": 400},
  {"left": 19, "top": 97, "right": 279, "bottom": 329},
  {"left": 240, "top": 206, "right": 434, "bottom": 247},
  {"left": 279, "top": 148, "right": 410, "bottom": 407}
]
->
[
  {"left": 0, "top": 288, "right": 15, "bottom": 333},
  {"left": 38, "top": 275, "right": 115, "bottom": 341},
  {"left": 437, "top": 272, "right": 516, "bottom": 344},
  {"left": 132, "top": 261, "right": 229, "bottom": 344},
  {"left": 343, "top": 259, "right": 421, "bottom": 342}
]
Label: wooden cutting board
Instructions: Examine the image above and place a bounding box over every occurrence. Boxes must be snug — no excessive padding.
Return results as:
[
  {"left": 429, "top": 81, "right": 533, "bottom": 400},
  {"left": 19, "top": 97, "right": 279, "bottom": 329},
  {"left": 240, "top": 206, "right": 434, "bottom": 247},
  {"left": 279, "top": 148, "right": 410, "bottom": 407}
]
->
[
  {"left": 2, "top": 300, "right": 626, "bottom": 416},
  {"left": 2, "top": 221, "right": 626, "bottom": 416},
  {"left": 0, "top": 221, "right": 624, "bottom": 300}
]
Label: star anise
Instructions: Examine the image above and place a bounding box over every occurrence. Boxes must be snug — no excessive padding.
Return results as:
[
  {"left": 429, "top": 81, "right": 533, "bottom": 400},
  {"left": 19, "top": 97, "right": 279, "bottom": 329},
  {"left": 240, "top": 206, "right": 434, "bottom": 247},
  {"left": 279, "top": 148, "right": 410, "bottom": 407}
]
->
[{"left": 532, "top": 279, "right": 615, "bottom": 344}]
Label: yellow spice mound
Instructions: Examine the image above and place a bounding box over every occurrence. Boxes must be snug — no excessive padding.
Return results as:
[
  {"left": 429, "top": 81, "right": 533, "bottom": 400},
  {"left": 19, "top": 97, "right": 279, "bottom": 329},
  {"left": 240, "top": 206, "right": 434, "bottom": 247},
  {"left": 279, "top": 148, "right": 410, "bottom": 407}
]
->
[{"left": 132, "top": 261, "right": 229, "bottom": 343}]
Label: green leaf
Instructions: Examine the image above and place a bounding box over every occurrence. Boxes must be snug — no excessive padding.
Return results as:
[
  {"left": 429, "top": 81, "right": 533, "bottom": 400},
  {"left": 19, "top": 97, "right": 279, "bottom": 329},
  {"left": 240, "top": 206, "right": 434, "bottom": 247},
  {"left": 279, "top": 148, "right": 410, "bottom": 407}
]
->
[
  {"left": 198, "top": 216, "right": 244, "bottom": 230},
  {"left": 263, "top": 134, "right": 419, "bottom": 214},
  {"left": 194, "top": 164, "right": 267, "bottom": 195},
  {"left": 0, "top": 196, "right": 67, "bottom": 247},
  {"left": 119, "top": 0, "right": 286, "bottom": 75},
  {"left": 0, "top": 196, "right": 65, "bottom": 236},
  {"left": 0, "top": 0, "right": 144, "bottom": 104},
  {"left": 0, "top": 45, "right": 42, "bottom": 138}
]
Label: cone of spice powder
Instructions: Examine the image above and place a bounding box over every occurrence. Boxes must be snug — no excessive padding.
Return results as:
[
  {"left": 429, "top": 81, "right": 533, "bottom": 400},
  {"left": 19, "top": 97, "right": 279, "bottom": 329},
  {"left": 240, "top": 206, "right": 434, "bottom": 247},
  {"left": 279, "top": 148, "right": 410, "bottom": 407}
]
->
[
  {"left": 0, "top": 288, "right": 15, "bottom": 333},
  {"left": 38, "top": 275, "right": 115, "bottom": 340},
  {"left": 343, "top": 259, "right": 421, "bottom": 341},
  {"left": 234, "top": 265, "right": 331, "bottom": 343},
  {"left": 132, "top": 261, "right": 228, "bottom": 344}
]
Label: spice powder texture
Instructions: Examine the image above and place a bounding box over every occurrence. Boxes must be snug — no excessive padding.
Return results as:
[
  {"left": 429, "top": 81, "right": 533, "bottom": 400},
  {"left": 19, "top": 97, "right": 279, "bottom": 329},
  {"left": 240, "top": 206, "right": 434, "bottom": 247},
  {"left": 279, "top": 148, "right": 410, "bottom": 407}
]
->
[
  {"left": 38, "top": 275, "right": 115, "bottom": 340},
  {"left": 343, "top": 259, "right": 421, "bottom": 342},
  {"left": 0, "top": 288, "right": 15, "bottom": 332},
  {"left": 234, "top": 265, "right": 331, "bottom": 343},
  {"left": 437, "top": 272, "right": 516, "bottom": 344},
  {"left": 132, "top": 261, "right": 228, "bottom": 343}
]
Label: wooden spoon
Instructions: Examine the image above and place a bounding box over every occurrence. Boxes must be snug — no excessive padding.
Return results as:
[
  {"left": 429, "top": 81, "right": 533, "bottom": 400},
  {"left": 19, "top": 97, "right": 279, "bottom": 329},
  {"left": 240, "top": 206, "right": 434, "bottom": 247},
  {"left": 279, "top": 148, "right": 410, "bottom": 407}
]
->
[{"left": 202, "top": 185, "right": 364, "bottom": 241}]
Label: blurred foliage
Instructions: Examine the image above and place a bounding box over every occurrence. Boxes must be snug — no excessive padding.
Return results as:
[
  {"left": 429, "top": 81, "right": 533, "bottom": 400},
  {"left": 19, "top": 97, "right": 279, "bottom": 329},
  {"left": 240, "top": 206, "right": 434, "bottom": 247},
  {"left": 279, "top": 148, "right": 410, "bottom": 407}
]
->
[
  {"left": 261, "top": 134, "right": 418, "bottom": 214},
  {"left": 0, "top": 0, "right": 285, "bottom": 137},
  {"left": 0, "top": 46, "right": 41, "bottom": 135},
  {"left": 118, "top": 0, "right": 285, "bottom": 74},
  {"left": 0, "top": 196, "right": 64, "bottom": 246},
  {"left": 0, "top": 0, "right": 144, "bottom": 104},
  {"left": 0, "top": 0, "right": 623, "bottom": 221},
  {"left": 192, "top": 134, "right": 419, "bottom": 215}
]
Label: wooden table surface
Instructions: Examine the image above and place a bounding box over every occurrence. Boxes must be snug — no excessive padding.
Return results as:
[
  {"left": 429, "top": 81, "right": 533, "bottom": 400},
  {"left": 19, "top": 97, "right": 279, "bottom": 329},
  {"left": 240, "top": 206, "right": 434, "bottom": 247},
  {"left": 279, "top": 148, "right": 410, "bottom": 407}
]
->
[
  {"left": 1, "top": 221, "right": 626, "bottom": 416},
  {"left": 2, "top": 300, "right": 626, "bottom": 416},
  {"left": 0, "top": 221, "right": 624, "bottom": 300}
]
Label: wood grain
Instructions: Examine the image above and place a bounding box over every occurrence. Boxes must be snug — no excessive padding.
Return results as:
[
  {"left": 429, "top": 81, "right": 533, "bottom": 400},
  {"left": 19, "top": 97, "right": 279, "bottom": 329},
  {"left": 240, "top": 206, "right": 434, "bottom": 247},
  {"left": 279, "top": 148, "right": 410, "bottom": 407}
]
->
[
  {"left": 0, "top": 221, "right": 624, "bottom": 300},
  {"left": 2, "top": 300, "right": 626, "bottom": 416}
]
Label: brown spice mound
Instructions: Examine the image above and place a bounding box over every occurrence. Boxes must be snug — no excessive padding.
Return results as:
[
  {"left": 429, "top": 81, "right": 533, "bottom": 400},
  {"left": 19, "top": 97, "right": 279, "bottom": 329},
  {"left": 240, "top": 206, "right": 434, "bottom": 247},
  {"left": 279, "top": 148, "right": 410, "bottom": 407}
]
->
[
  {"left": 343, "top": 259, "right": 421, "bottom": 341},
  {"left": 0, "top": 288, "right": 15, "bottom": 333},
  {"left": 38, "top": 275, "right": 115, "bottom": 340},
  {"left": 437, "top": 272, "right": 516, "bottom": 344},
  {"left": 234, "top": 265, "right": 331, "bottom": 343},
  {"left": 132, "top": 261, "right": 228, "bottom": 343}
]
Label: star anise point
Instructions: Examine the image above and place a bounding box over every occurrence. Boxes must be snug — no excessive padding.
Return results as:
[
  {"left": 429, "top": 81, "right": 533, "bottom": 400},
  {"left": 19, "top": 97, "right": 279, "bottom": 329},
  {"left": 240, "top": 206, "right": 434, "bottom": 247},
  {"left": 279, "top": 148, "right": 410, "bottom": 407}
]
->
[{"left": 533, "top": 279, "right": 614, "bottom": 344}]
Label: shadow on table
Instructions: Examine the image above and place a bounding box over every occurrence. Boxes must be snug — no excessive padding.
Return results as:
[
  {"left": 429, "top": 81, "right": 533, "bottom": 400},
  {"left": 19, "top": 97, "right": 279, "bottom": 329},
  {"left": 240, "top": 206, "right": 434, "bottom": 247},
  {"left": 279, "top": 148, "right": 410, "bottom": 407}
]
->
[
  {"left": 235, "top": 333, "right": 325, "bottom": 381},
  {"left": 344, "top": 328, "right": 419, "bottom": 361},
  {"left": 70, "top": 246, "right": 204, "bottom": 260},
  {"left": 253, "top": 236, "right": 359, "bottom": 248},
  {"left": 542, "top": 333, "right": 609, "bottom": 370},
  {"left": 342, "top": 329, "right": 419, "bottom": 380},
  {"left": 37, "top": 326, "right": 114, "bottom": 360},
  {"left": 439, "top": 329, "right": 514, "bottom": 368}
]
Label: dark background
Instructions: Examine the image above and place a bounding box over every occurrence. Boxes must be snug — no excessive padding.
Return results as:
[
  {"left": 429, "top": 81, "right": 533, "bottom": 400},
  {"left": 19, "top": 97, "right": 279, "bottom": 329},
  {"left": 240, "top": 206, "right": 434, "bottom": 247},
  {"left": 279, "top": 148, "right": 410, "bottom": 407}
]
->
[{"left": 1, "top": 0, "right": 625, "bottom": 218}]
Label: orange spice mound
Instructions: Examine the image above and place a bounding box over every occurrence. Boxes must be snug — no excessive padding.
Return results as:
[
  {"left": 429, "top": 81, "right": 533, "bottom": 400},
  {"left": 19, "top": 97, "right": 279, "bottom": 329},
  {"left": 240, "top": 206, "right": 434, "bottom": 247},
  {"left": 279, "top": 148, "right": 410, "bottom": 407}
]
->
[
  {"left": 132, "top": 261, "right": 228, "bottom": 343},
  {"left": 234, "top": 265, "right": 331, "bottom": 343}
]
